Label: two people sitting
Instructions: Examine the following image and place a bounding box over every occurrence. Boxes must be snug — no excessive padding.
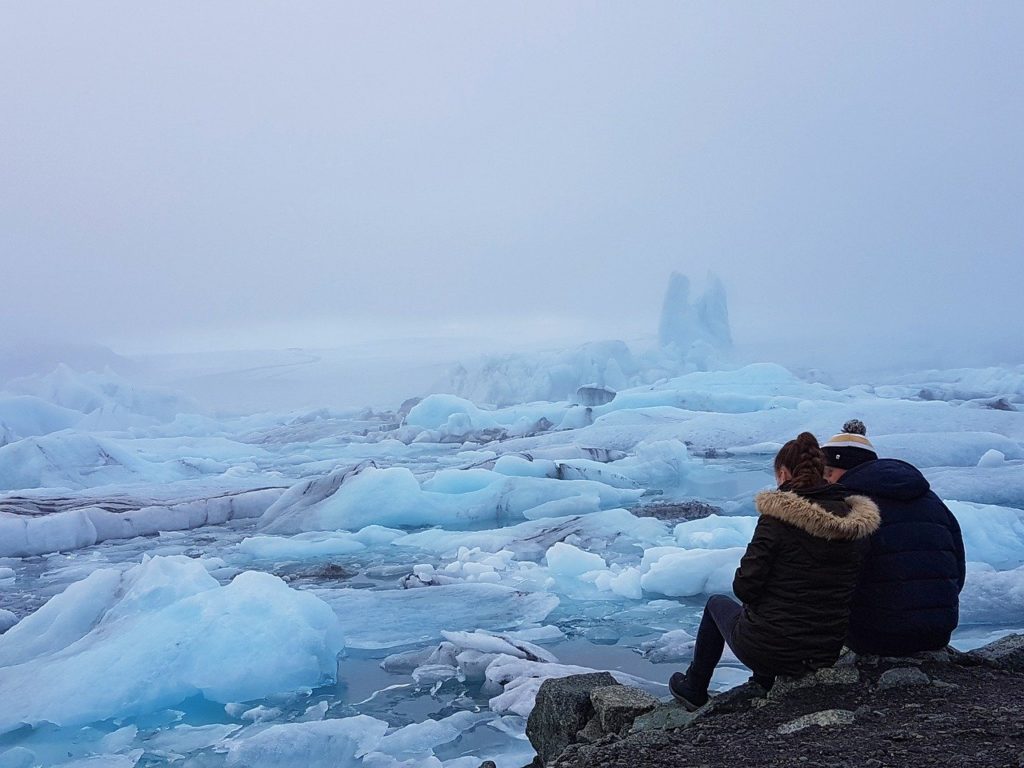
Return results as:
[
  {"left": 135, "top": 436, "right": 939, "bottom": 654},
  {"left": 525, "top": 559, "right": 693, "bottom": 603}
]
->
[{"left": 670, "top": 422, "right": 966, "bottom": 710}]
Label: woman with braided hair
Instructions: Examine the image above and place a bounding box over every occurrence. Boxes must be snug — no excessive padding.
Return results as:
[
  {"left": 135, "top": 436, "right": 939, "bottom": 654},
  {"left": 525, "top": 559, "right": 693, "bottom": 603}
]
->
[{"left": 670, "top": 432, "right": 881, "bottom": 710}]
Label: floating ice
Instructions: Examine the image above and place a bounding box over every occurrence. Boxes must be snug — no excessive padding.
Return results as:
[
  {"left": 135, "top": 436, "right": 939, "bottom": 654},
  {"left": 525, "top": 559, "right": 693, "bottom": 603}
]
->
[
  {"left": 545, "top": 542, "right": 607, "bottom": 577},
  {"left": 384, "top": 628, "right": 562, "bottom": 691},
  {"left": 403, "top": 547, "right": 517, "bottom": 587},
  {"left": 376, "top": 711, "right": 489, "bottom": 760},
  {"left": 959, "top": 564, "right": 1024, "bottom": 624},
  {"left": 639, "top": 629, "right": 696, "bottom": 662},
  {"left": 0, "top": 396, "right": 81, "bottom": 441},
  {"left": 673, "top": 515, "right": 757, "bottom": 549},
  {"left": 0, "top": 609, "right": 17, "bottom": 633},
  {"left": 224, "top": 715, "right": 388, "bottom": 768},
  {"left": 948, "top": 500, "right": 1024, "bottom": 569},
  {"left": 484, "top": 655, "right": 664, "bottom": 717},
  {"left": 50, "top": 751, "right": 144, "bottom": 768},
  {"left": 0, "top": 486, "right": 281, "bottom": 557},
  {"left": 0, "top": 348, "right": 1021, "bottom": 767},
  {"left": 639, "top": 547, "right": 743, "bottom": 597},
  {"left": 260, "top": 463, "right": 642, "bottom": 533},
  {"left": 928, "top": 466, "right": 1024, "bottom": 509},
  {"left": 873, "top": 365, "right": 1024, "bottom": 404},
  {"left": 977, "top": 449, "right": 1005, "bottom": 467},
  {"left": 237, "top": 525, "right": 404, "bottom": 560},
  {"left": 8, "top": 365, "right": 201, "bottom": 425},
  {"left": 0, "top": 433, "right": 174, "bottom": 491},
  {"left": 870, "top": 432, "right": 1022, "bottom": 468},
  {"left": 144, "top": 723, "right": 240, "bottom": 758},
  {"left": 405, "top": 394, "right": 501, "bottom": 433},
  {"left": 316, "top": 583, "right": 559, "bottom": 650},
  {"left": 395, "top": 508, "right": 669, "bottom": 562},
  {"left": 639, "top": 628, "right": 742, "bottom": 665},
  {"left": 0, "top": 556, "right": 344, "bottom": 733}
]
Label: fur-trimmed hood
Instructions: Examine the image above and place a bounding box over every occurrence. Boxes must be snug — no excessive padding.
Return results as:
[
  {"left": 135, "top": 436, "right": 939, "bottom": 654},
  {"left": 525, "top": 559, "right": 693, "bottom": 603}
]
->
[{"left": 754, "top": 490, "right": 880, "bottom": 540}]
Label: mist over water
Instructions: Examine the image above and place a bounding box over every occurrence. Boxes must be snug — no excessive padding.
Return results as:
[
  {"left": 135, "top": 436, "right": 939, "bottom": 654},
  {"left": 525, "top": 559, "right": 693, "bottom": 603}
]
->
[{"left": 2, "top": 2, "right": 1021, "bottom": 383}]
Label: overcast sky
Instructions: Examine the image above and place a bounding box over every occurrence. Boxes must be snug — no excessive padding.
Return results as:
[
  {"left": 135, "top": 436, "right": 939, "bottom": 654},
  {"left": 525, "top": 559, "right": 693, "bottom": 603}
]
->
[{"left": 1, "top": 2, "right": 1022, "bottom": 365}]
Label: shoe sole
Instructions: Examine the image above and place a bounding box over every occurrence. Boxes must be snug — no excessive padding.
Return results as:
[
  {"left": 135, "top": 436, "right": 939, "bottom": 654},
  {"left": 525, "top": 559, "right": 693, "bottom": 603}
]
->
[{"left": 670, "top": 688, "right": 704, "bottom": 712}]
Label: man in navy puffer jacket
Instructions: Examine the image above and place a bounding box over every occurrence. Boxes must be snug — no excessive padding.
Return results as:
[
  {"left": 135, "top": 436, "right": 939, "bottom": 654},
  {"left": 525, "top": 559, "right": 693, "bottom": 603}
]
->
[{"left": 822, "top": 421, "right": 966, "bottom": 655}]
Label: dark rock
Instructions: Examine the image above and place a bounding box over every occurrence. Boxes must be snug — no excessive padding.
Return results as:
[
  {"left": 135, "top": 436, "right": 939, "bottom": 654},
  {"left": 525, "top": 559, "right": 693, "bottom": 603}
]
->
[
  {"left": 575, "top": 715, "right": 606, "bottom": 744},
  {"left": 967, "top": 633, "right": 1024, "bottom": 672},
  {"left": 630, "top": 500, "right": 722, "bottom": 521},
  {"left": 526, "top": 672, "right": 617, "bottom": 765},
  {"left": 280, "top": 563, "right": 357, "bottom": 582},
  {"left": 578, "top": 448, "right": 628, "bottom": 463},
  {"left": 551, "top": 729, "right": 669, "bottom": 768},
  {"left": 984, "top": 397, "right": 1017, "bottom": 411},
  {"left": 534, "top": 417, "right": 554, "bottom": 433},
  {"left": 590, "top": 685, "right": 660, "bottom": 734},
  {"left": 576, "top": 385, "right": 616, "bottom": 406},
  {"left": 769, "top": 666, "right": 859, "bottom": 701},
  {"left": 477, "top": 762, "right": 497, "bottom": 768},
  {"left": 398, "top": 397, "right": 422, "bottom": 419},
  {"left": 535, "top": 634, "right": 1024, "bottom": 768}
]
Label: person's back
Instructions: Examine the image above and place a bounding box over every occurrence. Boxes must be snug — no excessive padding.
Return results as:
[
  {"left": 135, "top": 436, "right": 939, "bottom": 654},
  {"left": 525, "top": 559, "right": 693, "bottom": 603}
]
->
[{"left": 823, "top": 423, "right": 966, "bottom": 655}]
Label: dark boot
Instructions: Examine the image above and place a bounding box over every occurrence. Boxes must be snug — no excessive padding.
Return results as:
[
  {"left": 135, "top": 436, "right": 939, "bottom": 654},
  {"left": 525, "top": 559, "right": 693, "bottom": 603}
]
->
[{"left": 669, "top": 667, "right": 709, "bottom": 711}]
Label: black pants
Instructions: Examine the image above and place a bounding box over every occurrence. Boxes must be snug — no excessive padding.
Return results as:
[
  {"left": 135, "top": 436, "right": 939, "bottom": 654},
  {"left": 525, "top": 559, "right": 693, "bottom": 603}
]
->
[{"left": 689, "top": 594, "right": 775, "bottom": 691}]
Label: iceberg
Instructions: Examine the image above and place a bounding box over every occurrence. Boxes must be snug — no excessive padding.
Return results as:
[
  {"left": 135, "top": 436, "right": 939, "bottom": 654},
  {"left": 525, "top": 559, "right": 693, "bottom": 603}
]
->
[{"left": 0, "top": 556, "right": 344, "bottom": 733}]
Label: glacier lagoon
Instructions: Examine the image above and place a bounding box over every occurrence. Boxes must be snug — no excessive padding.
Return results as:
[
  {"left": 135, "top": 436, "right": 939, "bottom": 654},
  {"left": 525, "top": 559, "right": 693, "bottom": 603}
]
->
[{"left": 0, "top": 358, "right": 1023, "bottom": 767}]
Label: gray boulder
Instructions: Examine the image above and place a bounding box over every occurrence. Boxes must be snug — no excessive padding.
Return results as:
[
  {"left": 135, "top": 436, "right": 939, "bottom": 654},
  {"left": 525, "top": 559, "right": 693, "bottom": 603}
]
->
[
  {"left": 877, "top": 666, "right": 931, "bottom": 690},
  {"left": 526, "top": 672, "right": 617, "bottom": 765},
  {"left": 590, "top": 685, "right": 660, "bottom": 735},
  {"left": 968, "top": 633, "right": 1024, "bottom": 673},
  {"left": 778, "top": 708, "right": 856, "bottom": 734}
]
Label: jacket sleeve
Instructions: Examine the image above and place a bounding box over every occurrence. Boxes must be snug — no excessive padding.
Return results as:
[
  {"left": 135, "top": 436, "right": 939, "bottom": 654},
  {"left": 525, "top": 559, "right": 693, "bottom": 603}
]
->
[
  {"left": 945, "top": 504, "right": 966, "bottom": 592},
  {"left": 733, "top": 517, "right": 777, "bottom": 605}
]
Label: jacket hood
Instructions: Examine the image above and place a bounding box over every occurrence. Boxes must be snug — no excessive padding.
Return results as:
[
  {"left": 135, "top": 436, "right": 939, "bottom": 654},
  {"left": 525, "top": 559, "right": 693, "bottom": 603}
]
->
[
  {"left": 838, "top": 458, "right": 930, "bottom": 501},
  {"left": 754, "top": 490, "right": 880, "bottom": 541}
]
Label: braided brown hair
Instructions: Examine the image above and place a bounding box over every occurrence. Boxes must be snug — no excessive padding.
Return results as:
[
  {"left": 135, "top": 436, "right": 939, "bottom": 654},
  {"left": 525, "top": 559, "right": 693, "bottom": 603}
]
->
[{"left": 774, "top": 432, "right": 826, "bottom": 489}]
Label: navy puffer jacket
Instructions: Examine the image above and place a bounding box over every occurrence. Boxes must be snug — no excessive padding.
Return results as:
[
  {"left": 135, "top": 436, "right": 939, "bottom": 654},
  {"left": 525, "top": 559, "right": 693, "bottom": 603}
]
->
[{"left": 839, "top": 459, "right": 966, "bottom": 655}]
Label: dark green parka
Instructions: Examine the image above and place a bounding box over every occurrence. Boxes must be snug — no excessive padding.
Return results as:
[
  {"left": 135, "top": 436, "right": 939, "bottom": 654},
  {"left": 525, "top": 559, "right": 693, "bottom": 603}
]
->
[{"left": 731, "top": 484, "right": 881, "bottom": 676}]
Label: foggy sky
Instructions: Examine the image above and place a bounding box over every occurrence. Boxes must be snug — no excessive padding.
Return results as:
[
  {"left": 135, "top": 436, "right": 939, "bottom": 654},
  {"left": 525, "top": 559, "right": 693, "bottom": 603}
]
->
[{"left": 2, "top": 2, "right": 1022, "bottom": 365}]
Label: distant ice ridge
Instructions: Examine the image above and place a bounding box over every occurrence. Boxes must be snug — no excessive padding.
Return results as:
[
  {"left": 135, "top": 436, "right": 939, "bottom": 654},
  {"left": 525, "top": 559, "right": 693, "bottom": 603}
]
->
[
  {"left": 400, "top": 362, "right": 864, "bottom": 446},
  {"left": 873, "top": 365, "right": 1024, "bottom": 405},
  {"left": 3, "top": 364, "right": 202, "bottom": 432},
  {"left": 0, "top": 555, "right": 344, "bottom": 734},
  {"left": 0, "top": 431, "right": 278, "bottom": 491},
  {"left": 440, "top": 272, "right": 734, "bottom": 406}
]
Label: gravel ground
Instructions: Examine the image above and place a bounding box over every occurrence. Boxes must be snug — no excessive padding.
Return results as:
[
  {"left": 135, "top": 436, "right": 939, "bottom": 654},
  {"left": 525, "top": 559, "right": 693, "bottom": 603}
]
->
[{"left": 550, "top": 655, "right": 1024, "bottom": 768}]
